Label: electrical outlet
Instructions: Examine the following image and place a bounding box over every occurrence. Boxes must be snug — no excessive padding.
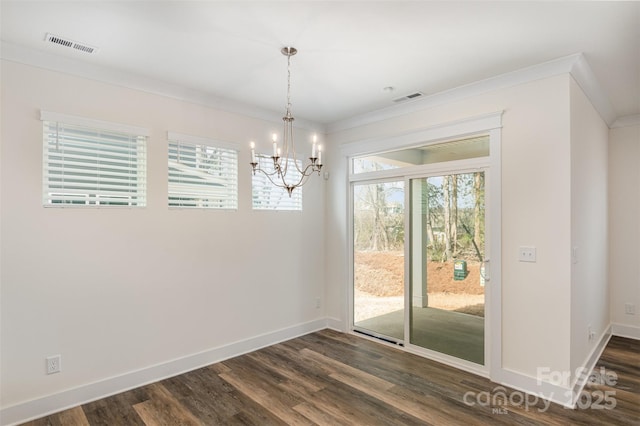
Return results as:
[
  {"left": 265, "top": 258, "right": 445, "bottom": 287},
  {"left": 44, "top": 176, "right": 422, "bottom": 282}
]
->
[
  {"left": 46, "top": 355, "right": 61, "bottom": 374},
  {"left": 518, "top": 246, "right": 536, "bottom": 262},
  {"left": 315, "top": 298, "right": 321, "bottom": 309},
  {"left": 625, "top": 303, "right": 636, "bottom": 315}
]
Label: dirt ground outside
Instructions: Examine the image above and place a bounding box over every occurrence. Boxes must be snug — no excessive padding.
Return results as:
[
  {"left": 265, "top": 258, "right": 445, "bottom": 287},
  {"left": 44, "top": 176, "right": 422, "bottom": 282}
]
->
[{"left": 354, "top": 251, "right": 485, "bottom": 322}]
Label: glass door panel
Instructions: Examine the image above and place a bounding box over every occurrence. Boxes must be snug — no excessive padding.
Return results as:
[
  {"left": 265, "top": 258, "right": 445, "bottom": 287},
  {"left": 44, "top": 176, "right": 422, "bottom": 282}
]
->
[
  {"left": 409, "top": 172, "right": 485, "bottom": 364},
  {"left": 353, "top": 181, "right": 405, "bottom": 342}
]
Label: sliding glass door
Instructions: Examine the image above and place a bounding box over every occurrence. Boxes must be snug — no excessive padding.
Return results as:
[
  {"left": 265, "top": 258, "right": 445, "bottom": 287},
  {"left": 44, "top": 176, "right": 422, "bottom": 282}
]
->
[
  {"left": 352, "top": 180, "right": 405, "bottom": 342},
  {"left": 409, "top": 172, "right": 485, "bottom": 364}
]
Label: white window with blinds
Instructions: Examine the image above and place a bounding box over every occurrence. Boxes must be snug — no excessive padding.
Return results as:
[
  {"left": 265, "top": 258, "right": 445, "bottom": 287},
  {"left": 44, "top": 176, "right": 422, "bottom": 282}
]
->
[
  {"left": 168, "top": 132, "right": 238, "bottom": 209},
  {"left": 252, "top": 156, "right": 302, "bottom": 211},
  {"left": 42, "top": 111, "right": 148, "bottom": 207}
]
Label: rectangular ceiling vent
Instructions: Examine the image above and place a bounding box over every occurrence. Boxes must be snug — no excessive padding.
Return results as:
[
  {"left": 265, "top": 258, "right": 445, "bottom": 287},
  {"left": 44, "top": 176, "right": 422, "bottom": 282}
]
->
[
  {"left": 393, "top": 92, "right": 424, "bottom": 103},
  {"left": 45, "top": 33, "right": 99, "bottom": 54}
]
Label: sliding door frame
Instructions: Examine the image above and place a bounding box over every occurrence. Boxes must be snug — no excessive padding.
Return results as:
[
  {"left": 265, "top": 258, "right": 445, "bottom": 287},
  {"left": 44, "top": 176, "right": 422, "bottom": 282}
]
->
[{"left": 344, "top": 112, "right": 502, "bottom": 380}]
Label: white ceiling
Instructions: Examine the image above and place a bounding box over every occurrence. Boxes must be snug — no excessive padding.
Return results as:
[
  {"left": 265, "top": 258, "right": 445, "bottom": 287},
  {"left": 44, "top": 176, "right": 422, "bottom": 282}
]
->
[{"left": 1, "top": 1, "right": 639, "bottom": 125}]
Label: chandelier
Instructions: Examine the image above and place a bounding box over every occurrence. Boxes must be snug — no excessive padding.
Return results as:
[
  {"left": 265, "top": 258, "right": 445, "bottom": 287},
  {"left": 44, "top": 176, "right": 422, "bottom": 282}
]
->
[{"left": 250, "top": 47, "right": 323, "bottom": 197}]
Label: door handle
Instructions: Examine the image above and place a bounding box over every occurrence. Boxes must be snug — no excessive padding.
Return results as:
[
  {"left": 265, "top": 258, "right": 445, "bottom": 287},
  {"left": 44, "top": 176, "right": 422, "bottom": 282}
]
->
[{"left": 481, "top": 259, "right": 490, "bottom": 283}]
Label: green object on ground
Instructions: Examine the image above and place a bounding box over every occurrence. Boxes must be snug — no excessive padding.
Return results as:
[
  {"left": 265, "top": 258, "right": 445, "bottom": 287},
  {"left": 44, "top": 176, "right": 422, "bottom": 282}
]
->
[{"left": 454, "top": 260, "right": 467, "bottom": 280}]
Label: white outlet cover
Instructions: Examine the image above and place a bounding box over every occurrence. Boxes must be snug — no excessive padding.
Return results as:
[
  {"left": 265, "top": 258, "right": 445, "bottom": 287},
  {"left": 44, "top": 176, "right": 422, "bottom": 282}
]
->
[
  {"left": 46, "top": 355, "right": 61, "bottom": 374},
  {"left": 518, "top": 246, "right": 537, "bottom": 262}
]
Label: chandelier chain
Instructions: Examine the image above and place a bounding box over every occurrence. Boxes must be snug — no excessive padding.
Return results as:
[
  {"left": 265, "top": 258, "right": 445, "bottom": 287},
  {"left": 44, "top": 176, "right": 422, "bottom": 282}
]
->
[{"left": 286, "top": 54, "right": 292, "bottom": 113}]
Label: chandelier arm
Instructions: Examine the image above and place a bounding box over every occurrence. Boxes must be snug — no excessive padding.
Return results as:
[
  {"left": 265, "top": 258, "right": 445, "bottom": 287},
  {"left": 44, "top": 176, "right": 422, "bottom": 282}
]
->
[
  {"left": 265, "top": 166, "right": 307, "bottom": 196},
  {"left": 298, "top": 163, "right": 322, "bottom": 185},
  {"left": 259, "top": 168, "right": 290, "bottom": 189},
  {"left": 292, "top": 163, "right": 321, "bottom": 187},
  {"left": 286, "top": 168, "right": 310, "bottom": 190},
  {"left": 300, "top": 163, "right": 322, "bottom": 177},
  {"left": 252, "top": 163, "right": 280, "bottom": 177}
]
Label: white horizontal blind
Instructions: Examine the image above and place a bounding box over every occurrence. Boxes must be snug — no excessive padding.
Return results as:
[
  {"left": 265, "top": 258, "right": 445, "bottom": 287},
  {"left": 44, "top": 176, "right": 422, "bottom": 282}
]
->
[
  {"left": 252, "top": 156, "right": 302, "bottom": 211},
  {"left": 43, "top": 120, "right": 147, "bottom": 207},
  {"left": 168, "top": 137, "right": 238, "bottom": 209}
]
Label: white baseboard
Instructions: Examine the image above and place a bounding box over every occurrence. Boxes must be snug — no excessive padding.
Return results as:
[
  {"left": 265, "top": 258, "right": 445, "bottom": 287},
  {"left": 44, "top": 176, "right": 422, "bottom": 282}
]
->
[
  {"left": 0, "top": 318, "right": 329, "bottom": 426},
  {"left": 326, "top": 317, "right": 346, "bottom": 332},
  {"left": 493, "top": 368, "right": 575, "bottom": 409},
  {"left": 611, "top": 323, "right": 640, "bottom": 340},
  {"left": 570, "top": 325, "right": 612, "bottom": 404},
  {"left": 492, "top": 326, "right": 614, "bottom": 409}
]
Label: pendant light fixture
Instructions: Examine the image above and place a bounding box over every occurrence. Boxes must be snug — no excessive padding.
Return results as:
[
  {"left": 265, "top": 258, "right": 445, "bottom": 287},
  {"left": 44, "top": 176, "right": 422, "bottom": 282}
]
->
[{"left": 249, "top": 47, "right": 323, "bottom": 197}]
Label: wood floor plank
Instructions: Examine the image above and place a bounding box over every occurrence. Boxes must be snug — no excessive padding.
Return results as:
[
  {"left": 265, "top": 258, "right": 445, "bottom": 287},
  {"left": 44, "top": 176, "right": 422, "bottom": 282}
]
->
[
  {"left": 258, "top": 342, "right": 341, "bottom": 389},
  {"left": 132, "top": 383, "right": 202, "bottom": 426},
  {"left": 163, "top": 376, "right": 242, "bottom": 425},
  {"left": 300, "top": 347, "right": 396, "bottom": 391},
  {"left": 207, "top": 362, "right": 232, "bottom": 375},
  {"left": 160, "top": 372, "right": 241, "bottom": 424},
  {"left": 304, "top": 376, "right": 428, "bottom": 426},
  {"left": 220, "top": 355, "right": 312, "bottom": 410},
  {"left": 330, "top": 371, "right": 455, "bottom": 424},
  {"left": 80, "top": 388, "right": 148, "bottom": 426},
  {"left": 19, "top": 407, "right": 90, "bottom": 426},
  {"left": 225, "top": 407, "right": 289, "bottom": 426},
  {"left": 218, "top": 369, "right": 315, "bottom": 425},
  {"left": 246, "top": 348, "right": 325, "bottom": 393},
  {"left": 292, "top": 402, "right": 351, "bottom": 426},
  {"left": 57, "top": 406, "right": 90, "bottom": 426}
]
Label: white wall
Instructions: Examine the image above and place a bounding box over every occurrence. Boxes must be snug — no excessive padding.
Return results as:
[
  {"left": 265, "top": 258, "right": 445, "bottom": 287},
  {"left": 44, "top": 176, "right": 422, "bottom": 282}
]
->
[
  {"left": 326, "top": 74, "right": 574, "bottom": 390},
  {"left": 609, "top": 123, "right": 640, "bottom": 338},
  {"left": 324, "top": 152, "right": 349, "bottom": 329},
  {"left": 0, "top": 60, "right": 326, "bottom": 412},
  {"left": 569, "top": 77, "right": 609, "bottom": 381}
]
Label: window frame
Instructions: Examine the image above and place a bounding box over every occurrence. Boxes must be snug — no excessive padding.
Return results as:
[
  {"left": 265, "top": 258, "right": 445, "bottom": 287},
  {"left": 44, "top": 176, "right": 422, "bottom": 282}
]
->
[
  {"left": 41, "top": 111, "right": 148, "bottom": 208},
  {"left": 167, "top": 132, "right": 239, "bottom": 210}
]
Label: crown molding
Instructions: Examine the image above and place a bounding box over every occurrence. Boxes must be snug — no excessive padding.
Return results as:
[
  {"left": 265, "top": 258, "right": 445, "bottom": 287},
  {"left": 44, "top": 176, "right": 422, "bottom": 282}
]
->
[
  {"left": 569, "top": 53, "right": 617, "bottom": 125},
  {"left": 1, "top": 42, "right": 625, "bottom": 134},
  {"left": 0, "top": 41, "right": 325, "bottom": 133},
  {"left": 327, "top": 53, "right": 619, "bottom": 133},
  {"left": 611, "top": 114, "right": 640, "bottom": 129}
]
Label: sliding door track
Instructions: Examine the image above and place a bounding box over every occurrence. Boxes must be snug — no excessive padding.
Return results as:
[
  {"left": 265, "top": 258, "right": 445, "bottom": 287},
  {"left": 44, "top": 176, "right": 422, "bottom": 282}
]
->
[{"left": 353, "top": 328, "right": 404, "bottom": 347}]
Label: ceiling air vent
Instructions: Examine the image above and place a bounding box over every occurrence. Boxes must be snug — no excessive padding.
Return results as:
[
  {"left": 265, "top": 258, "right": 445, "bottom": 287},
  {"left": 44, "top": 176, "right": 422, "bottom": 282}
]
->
[
  {"left": 392, "top": 92, "right": 424, "bottom": 103},
  {"left": 45, "top": 33, "right": 99, "bottom": 54}
]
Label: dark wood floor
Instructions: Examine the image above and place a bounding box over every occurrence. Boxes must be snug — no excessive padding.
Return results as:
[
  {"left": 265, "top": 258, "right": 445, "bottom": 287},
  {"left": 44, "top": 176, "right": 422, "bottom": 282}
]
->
[{"left": 23, "top": 330, "right": 639, "bottom": 425}]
